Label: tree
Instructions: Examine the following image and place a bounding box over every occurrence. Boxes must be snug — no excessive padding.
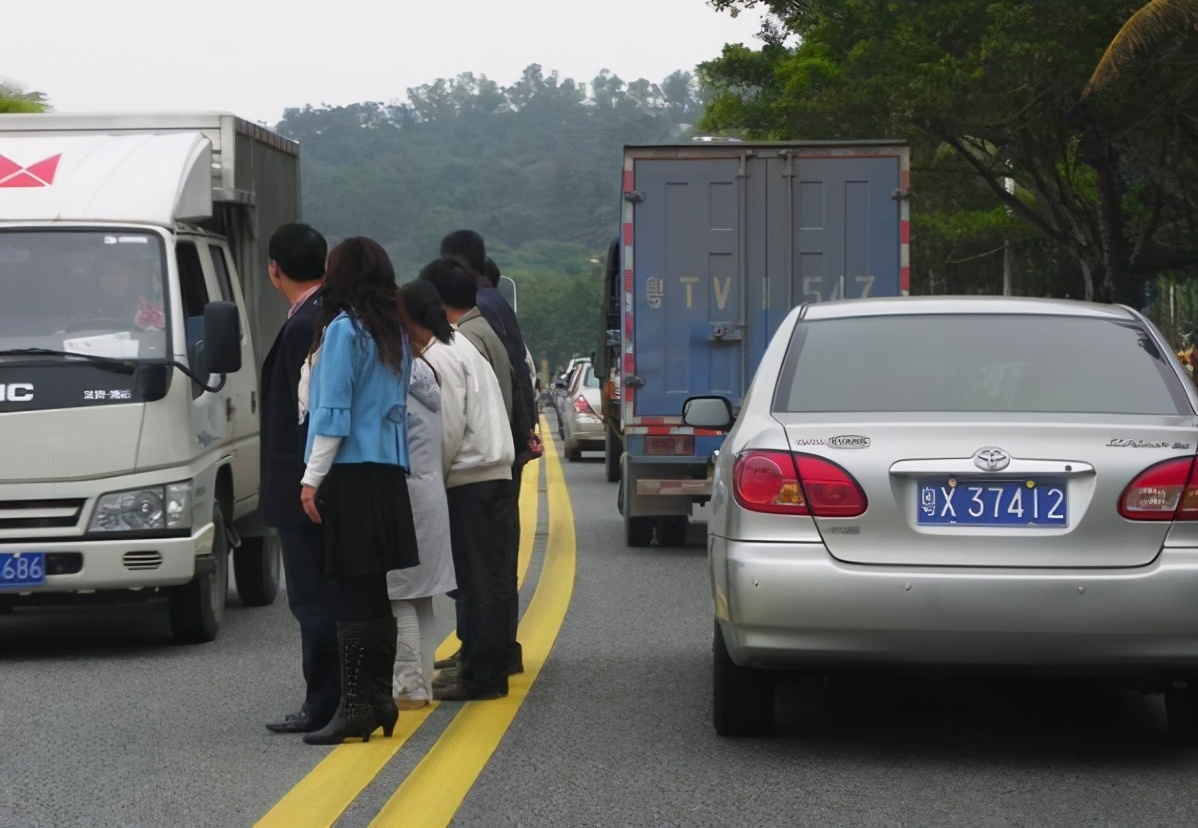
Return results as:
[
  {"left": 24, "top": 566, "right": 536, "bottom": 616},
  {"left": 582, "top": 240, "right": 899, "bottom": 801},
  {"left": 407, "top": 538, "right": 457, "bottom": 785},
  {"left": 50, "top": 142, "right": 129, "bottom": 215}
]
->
[
  {"left": 1085, "top": 0, "right": 1198, "bottom": 93},
  {"left": 702, "top": 1, "right": 1198, "bottom": 305},
  {"left": 274, "top": 64, "right": 695, "bottom": 362},
  {"left": 0, "top": 80, "right": 50, "bottom": 113}
]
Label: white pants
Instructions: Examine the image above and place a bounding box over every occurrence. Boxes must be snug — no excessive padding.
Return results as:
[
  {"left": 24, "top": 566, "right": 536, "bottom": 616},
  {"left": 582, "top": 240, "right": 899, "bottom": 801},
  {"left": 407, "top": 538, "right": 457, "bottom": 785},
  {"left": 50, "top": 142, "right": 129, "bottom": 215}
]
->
[{"left": 390, "top": 597, "right": 436, "bottom": 700}]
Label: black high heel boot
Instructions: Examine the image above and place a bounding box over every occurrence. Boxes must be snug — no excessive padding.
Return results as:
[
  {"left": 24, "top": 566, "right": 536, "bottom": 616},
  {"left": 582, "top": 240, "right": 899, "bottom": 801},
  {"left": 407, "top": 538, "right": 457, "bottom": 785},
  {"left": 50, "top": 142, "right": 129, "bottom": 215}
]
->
[
  {"left": 304, "top": 621, "right": 380, "bottom": 745},
  {"left": 371, "top": 616, "right": 399, "bottom": 737}
]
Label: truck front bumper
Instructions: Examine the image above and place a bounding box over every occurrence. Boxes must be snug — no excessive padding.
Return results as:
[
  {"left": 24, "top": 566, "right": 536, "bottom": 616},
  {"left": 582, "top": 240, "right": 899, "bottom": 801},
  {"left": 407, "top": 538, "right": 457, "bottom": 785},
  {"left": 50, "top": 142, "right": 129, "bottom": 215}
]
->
[{"left": 0, "top": 522, "right": 215, "bottom": 597}]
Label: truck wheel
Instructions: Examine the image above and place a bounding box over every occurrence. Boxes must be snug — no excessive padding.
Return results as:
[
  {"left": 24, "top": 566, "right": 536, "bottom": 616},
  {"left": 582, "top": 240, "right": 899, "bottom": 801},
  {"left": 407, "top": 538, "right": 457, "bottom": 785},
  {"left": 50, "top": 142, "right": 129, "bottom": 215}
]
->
[
  {"left": 625, "top": 511, "right": 654, "bottom": 547},
  {"left": 168, "top": 505, "right": 228, "bottom": 644},
  {"left": 656, "top": 515, "right": 688, "bottom": 547},
  {"left": 604, "top": 426, "right": 621, "bottom": 483},
  {"left": 713, "top": 620, "right": 775, "bottom": 737},
  {"left": 233, "top": 531, "right": 281, "bottom": 607},
  {"left": 1166, "top": 681, "right": 1198, "bottom": 748}
]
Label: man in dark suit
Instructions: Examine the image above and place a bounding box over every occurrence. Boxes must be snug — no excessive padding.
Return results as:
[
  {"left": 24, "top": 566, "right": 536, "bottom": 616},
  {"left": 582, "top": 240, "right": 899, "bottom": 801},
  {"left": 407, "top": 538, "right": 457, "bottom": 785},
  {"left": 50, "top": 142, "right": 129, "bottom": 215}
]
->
[{"left": 260, "top": 223, "right": 336, "bottom": 734}]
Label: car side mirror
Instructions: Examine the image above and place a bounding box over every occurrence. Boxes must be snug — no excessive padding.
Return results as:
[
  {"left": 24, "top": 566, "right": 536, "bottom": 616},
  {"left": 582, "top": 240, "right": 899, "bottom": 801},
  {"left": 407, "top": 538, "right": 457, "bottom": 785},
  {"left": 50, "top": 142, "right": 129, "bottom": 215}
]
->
[
  {"left": 682, "top": 396, "right": 735, "bottom": 430},
  {"left": 202, "top": 301, "right": 242, "bottom": 375}
]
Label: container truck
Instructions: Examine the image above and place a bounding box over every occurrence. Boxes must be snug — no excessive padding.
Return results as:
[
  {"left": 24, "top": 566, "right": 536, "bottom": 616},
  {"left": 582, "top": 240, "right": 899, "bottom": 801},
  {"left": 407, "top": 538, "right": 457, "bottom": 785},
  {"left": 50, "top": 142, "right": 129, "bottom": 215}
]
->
[
  {"left": 0, "top": 112, "right": 300, "bottom": 641},
  {"left": 600, "top": 140, "right": 911, "bottom": 546}
]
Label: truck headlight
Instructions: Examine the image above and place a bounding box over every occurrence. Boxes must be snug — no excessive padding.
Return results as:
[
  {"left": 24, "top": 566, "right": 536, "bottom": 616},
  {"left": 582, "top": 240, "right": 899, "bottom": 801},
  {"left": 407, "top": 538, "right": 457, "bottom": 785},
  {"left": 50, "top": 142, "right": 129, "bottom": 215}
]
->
[{"left": 89, "top": 482, "right": 193, "bottom": 533}]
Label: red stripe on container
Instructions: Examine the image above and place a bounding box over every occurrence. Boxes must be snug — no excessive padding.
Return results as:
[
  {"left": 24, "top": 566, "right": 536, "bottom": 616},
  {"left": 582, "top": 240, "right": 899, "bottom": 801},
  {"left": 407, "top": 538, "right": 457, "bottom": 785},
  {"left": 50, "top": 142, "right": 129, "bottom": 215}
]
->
[
  {"left": 901, "top": 266, "right": 910, "bottom": 292},
  {"left": 623, "top": 170, "right": 634, "bottom": 192},
  {"left": 622, "top": 222, "right": 633, "bottom": 246},
  {"left": 900, "top": 222, "right": 910, "bottom": 244}
]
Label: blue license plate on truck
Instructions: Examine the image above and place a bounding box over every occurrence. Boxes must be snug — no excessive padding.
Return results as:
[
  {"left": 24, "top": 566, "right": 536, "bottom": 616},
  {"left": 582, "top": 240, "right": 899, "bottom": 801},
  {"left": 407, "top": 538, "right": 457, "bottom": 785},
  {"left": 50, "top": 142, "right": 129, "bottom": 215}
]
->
[
  {"left": 0, "top": 552, "right": 46, "bottom": 589},
  {"left": 917, "top": 478, "right": 1068, "bottom": 527}
]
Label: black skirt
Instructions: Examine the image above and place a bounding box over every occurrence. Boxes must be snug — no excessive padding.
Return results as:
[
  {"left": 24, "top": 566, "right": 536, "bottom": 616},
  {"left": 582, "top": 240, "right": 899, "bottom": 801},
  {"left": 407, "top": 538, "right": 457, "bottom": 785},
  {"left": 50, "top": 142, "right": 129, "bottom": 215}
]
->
[{"left": 315, "top": 463, "right": 420, "bottom": 577}]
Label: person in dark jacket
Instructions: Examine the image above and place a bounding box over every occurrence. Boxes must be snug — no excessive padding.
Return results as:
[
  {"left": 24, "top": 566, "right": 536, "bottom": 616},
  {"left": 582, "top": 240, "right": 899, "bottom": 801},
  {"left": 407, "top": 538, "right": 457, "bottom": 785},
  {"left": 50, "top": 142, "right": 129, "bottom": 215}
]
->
[
  {"left": 436, "top": 231, "right": 538, "bottom": 680},
  {"left": 260, "top": 223, "right": 338, "bottom": 735}
]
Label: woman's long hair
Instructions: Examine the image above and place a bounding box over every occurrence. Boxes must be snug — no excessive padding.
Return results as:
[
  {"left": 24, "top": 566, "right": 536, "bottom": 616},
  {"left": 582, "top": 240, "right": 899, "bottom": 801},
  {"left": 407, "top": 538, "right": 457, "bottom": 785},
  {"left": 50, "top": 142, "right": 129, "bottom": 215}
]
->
[
  {"left": 398, "top": 279, "right": 454, "bottom": 345},
  {"left": 313, "top": 237, "right": 407, "bottom": 373}
]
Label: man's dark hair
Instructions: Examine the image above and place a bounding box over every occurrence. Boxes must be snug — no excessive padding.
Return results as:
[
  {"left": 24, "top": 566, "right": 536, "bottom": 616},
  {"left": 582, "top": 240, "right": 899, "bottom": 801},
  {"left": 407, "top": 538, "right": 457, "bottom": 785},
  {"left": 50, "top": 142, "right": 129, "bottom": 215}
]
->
[
  {"left": 268, "top": 223, "right": 327, "bottom": 282},
  {"left": 419, "top": 256, "right": 478, "bottom": 311},
  {"left": 439, "top": 229, "right": 487, "bottom": 276},
  {"left": 398, "top": 279, "right": 454, "bottom": 345},
  {"left": 483, "top": 257, "right": 502, "bottom": 288}
]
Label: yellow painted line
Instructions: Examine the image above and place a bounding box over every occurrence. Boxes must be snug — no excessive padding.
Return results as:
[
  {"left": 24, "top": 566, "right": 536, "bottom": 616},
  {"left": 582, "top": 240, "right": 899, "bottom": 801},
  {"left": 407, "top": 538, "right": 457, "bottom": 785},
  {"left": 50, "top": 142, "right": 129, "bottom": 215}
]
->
[
  {"left": 255, "top": 448, "right": 543, "bottom": 828},
  {"left": 369, "top": 423, "right": 577, "bottom": 828},
  {"left": 255, "top": 705, "right": 437, "bottom": 828}
]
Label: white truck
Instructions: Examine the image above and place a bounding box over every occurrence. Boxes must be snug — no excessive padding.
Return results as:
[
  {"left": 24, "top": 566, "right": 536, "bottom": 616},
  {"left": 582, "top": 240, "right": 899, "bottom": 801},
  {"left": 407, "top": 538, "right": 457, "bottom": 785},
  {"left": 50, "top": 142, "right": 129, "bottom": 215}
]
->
[{"left": 0, "top": 113, "right": 300, "bottom": 642}]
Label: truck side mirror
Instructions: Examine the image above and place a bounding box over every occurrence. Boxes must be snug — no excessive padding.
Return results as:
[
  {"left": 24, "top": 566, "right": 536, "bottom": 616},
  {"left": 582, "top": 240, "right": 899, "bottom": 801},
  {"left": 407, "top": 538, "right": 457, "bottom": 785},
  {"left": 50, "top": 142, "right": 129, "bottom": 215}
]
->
[
  {"left": 201, "top": 301, "right": 242, "bottom": 375},
  {"left": 682, "top": 396, "right": 735, "bottom": 430}
]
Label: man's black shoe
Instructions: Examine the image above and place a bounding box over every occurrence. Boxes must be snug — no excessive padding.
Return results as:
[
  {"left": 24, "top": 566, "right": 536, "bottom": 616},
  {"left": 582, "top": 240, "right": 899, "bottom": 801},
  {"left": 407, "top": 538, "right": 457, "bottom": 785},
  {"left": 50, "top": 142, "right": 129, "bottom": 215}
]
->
[
  {"left": 433, "top": 649, "right": 460, "bottom": 670},
  {"left": 433, "top": 681, "right": 506, "bottom": 702},
  {"left": 265, "top": 706, "right": 325, "bottom": 734}
]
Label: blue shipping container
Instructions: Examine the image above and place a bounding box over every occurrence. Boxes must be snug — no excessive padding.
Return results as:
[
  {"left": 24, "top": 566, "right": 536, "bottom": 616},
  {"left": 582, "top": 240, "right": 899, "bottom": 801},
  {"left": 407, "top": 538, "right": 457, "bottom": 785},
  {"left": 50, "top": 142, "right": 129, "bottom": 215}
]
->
[{"left": 602, "top": 141, "right": 910, "bottom": 547}]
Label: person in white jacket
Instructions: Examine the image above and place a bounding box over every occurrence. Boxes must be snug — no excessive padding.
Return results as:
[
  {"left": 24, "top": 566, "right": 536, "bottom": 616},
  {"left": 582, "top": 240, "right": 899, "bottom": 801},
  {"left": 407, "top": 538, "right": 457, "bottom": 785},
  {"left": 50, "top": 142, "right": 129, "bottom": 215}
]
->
[{"left": 398, "top": 275, "right": 515, "bottom": 701}]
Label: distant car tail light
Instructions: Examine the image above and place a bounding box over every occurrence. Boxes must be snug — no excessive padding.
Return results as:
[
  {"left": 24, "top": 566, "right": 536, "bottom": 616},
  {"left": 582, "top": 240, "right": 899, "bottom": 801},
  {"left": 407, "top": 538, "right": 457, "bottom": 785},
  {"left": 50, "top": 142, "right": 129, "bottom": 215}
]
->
[
  {"left": 1118, "top": 457, "right": 1198, "bottom": 521},
  {"left": 732, "top": 451, "right": 867, "bottom": 517},
  {"left": 573, "top": 396, "right": 597, "bottom": 416},
  {"left": 645, "top": 435, "right": 695, "bottom": 456}
]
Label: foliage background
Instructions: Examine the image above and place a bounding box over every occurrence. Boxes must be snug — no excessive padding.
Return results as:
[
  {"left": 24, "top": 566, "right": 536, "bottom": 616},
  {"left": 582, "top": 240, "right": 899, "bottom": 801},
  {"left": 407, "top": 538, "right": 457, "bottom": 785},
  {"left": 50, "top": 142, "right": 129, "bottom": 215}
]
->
[{"left": 274, "top": 67, "right": 702, "bottom": 373}]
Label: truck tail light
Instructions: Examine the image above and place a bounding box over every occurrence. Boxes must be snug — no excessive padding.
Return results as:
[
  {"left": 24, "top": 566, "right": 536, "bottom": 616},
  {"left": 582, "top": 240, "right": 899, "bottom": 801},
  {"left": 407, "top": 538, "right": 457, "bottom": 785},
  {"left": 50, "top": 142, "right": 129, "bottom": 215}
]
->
[
  {"left": 645, "top": 435, "right": 695, "bottom": 456},
  {"left": 733, "top": 451, "right": 867, "bottom": 517},
  {"left": 1118, "top": 457, "right": 1198, "bottom": 521}
]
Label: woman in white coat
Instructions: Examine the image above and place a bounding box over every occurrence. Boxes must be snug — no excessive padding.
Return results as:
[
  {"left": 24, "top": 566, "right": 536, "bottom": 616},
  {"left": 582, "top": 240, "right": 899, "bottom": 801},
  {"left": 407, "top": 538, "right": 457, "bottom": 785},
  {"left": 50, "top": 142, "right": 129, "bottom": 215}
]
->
[{"left": 387, "top": 306, "right": 457, "bottom": 709}]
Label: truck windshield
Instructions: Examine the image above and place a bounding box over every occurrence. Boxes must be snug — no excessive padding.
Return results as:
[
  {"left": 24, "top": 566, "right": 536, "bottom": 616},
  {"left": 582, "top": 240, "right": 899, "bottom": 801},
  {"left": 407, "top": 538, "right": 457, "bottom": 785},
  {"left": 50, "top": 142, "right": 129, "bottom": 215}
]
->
[{"left": 0, "top": 229, "right": 168, "bottom": 360}]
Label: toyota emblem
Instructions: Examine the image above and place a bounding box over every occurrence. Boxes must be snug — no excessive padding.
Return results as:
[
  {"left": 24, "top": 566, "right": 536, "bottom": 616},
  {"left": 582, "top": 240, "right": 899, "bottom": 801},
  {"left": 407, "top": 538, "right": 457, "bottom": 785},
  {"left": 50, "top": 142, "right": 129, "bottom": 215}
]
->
[{"left": 973, "top": 447, "right": 1011, "bottom": 472}]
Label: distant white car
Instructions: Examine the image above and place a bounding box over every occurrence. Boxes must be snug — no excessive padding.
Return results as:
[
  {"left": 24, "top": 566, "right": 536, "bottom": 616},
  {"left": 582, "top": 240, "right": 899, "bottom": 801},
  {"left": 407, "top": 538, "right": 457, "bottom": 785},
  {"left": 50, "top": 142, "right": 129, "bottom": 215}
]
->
[
  {"left": 687, "top": 296, "right": 1198, "bottom": 743},
  {"left": 559, "top": 361, "right": 604, "bottom": 462}
]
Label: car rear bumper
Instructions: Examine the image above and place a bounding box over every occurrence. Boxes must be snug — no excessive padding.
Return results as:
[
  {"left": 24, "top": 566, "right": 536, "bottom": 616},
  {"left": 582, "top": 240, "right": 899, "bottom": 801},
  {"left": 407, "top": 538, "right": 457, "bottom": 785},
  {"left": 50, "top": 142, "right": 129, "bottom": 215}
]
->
[
  {"left": 712, "top": 537, "right": 1198, "bottom": 673},
  {"left": 565, "top": 419, "right": 604, "bottom": 444}
]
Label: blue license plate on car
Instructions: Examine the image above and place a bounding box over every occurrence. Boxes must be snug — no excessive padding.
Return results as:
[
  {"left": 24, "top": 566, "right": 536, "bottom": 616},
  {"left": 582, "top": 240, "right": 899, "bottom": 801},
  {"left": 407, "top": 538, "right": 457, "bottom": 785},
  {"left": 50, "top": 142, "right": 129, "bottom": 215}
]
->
[
  {"left": 0, "top": 552, "right": 46, "bottom": 589},
  {"left": 917, "top": 478, "right": 1068, "bottom": 527}
]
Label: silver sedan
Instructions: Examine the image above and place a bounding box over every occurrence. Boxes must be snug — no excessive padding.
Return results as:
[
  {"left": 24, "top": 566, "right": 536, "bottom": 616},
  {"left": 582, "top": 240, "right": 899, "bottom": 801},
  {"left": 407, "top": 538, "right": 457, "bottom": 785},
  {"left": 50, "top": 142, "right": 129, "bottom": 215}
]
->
[{"left": 685, "top": 297, "right": 1198, "bottom": 743}]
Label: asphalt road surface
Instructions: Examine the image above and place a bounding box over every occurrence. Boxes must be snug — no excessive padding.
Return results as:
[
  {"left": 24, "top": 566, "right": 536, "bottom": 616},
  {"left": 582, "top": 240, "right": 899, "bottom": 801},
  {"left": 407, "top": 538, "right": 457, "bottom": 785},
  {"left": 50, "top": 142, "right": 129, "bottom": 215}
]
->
[{"left": 2, "top": 417, "right": 1196, "bottom": 827}]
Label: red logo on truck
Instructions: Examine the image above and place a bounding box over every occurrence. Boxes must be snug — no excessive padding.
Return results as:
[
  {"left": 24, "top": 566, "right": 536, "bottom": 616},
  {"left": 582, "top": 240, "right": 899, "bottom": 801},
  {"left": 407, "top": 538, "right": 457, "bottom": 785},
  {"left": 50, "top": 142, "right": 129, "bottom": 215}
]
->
[{"left": 0, "top": 153, "right": 61, "bottom": 188}]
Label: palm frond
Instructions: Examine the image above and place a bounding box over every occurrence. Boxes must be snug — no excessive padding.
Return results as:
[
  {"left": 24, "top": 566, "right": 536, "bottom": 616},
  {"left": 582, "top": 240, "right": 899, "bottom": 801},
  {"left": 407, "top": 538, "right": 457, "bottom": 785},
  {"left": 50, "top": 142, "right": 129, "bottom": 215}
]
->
[{"left": 1084, "top": 0, "right": 1198, "bottom": 96}]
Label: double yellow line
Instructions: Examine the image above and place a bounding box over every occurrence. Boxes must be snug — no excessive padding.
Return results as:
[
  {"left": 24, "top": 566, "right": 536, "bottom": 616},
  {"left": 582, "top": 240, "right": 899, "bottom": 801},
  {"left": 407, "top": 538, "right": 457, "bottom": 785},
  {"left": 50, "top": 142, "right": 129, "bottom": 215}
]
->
[{"left": 257, "top": 419, "right": 576, "bottom": 828}]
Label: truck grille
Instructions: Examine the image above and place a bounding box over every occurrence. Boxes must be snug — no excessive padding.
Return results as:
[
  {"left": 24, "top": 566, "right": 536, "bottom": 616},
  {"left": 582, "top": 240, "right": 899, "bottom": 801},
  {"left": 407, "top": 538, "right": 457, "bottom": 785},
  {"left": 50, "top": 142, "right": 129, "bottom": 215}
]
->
[
  {"left": 122, "top": 551, "right": 163, "bottom": 571},
  {"left": 0, "top": 499, "right": 85, "bottom": 530}
]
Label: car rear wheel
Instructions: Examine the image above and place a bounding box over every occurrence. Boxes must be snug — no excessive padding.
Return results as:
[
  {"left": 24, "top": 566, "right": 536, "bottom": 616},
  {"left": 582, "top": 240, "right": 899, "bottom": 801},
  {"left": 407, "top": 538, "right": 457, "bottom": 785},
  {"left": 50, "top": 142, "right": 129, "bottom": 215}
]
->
[
  {"left": 604, "top": 425, "right": 621, "bottom": 482},
  {"left": 656, "top": 515, "right": 688, "bottom": 547},
  {"left": 713, "top": 620, "right": 774, "bottom": 737},
  {"left": 1165, "top": 681, "right": 1198, "bottom": 748},
  {"left": 233, "top": 531, "right": 281, "bottom": 607},
  {"left": 168, "top": 504, "right": 228, "bottom": 644},
  {"left": 566, "top": 440, "right": 582, "bottom": 462}
]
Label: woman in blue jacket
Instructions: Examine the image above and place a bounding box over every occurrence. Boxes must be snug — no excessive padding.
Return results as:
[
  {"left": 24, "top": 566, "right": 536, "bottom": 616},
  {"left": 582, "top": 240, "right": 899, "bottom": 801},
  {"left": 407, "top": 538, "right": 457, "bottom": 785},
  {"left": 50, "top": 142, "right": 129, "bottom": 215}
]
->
[{"left": 298, "top": 236, "right": 418, "bottom": 745}]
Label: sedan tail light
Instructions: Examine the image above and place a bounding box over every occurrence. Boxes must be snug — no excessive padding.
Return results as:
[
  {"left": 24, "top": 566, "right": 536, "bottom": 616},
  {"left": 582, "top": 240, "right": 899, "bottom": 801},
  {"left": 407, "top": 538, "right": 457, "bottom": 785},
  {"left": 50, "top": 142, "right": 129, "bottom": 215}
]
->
[
  {"left": 1118, "top": 457, "right": 1198, "bottom": 521},
  {"left": 732, "top": 451, "right": 867, "bottom": 517},
  {"left": 573, "top": 396, "right": 596, "bottom": 416}
]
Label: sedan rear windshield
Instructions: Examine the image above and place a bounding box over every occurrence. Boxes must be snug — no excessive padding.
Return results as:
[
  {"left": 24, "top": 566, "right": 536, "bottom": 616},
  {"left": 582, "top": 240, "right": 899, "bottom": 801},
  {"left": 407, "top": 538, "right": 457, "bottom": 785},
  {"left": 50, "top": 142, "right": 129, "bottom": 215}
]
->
[{"left": 773, "top": 313, "right": 1190, "bottom": 415}]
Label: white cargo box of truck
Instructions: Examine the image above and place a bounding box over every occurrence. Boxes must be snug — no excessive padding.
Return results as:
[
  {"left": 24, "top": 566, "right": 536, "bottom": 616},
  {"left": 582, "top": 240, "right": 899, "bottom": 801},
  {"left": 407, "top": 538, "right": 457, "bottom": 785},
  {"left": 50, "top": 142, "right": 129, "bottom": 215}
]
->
[{"left": 0, "top": 112, "right": 300, "bottom": 642}]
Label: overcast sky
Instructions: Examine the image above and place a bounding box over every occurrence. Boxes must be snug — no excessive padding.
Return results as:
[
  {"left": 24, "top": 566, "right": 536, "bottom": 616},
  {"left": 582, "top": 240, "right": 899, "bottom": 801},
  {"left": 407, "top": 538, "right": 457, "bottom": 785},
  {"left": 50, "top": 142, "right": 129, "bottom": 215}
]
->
[{"left": 4, "top": 0, "right": 768, "bottom": 125}]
